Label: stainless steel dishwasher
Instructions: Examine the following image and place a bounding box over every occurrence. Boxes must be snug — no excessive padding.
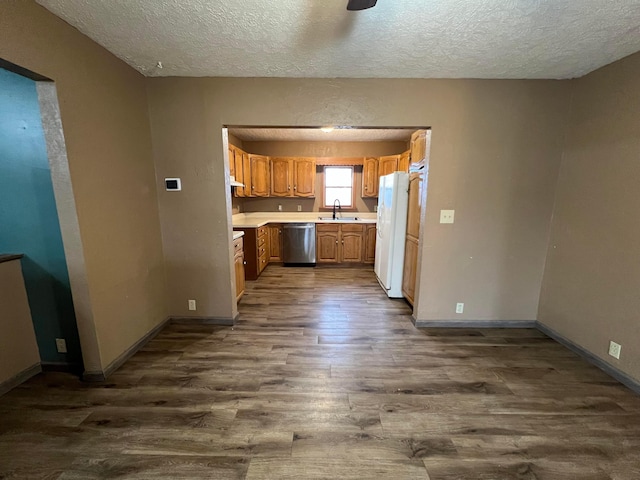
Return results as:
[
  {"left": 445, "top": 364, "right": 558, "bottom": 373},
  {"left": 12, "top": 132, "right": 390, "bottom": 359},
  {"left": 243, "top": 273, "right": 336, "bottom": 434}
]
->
[{"left": 283, "top": 223, "right": 316, "bottom": 265}]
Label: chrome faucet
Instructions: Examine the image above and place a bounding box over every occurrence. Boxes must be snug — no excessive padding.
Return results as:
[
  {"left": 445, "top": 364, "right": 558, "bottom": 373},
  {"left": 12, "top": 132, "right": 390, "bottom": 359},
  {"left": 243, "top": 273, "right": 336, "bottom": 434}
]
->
[{"left": 332, "top": 199, "right": 342, "bottom": 220}]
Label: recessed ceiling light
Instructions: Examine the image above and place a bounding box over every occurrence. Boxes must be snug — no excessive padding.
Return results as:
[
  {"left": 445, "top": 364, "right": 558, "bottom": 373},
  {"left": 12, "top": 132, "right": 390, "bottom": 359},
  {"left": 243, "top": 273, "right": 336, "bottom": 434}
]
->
[{"left": 320, "top": 127, "right": 334, "bottom": 133}]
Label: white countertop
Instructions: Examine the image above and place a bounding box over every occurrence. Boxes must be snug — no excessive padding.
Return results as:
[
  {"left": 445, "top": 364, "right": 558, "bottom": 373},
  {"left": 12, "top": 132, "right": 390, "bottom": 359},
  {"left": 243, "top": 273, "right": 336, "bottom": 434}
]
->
[
  {"left": 232, "top": 231, "right": 245, "bottom": 240},
  {"left": 232, "top": 212, "right": 377, "bottom": 228}
]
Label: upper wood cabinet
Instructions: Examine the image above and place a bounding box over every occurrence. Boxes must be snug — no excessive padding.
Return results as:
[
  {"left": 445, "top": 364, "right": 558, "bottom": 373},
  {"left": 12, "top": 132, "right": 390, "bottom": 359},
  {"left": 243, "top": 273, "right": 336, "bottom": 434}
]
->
[
  {"left": 293, "top": 158, "right": 315, "bottom": 197},
  {"left": 406, "top": 172, "right": 422, "bottom": 239},
  {"left": 379, "top": 154, "right": 400, "bottom": 177},
  {"left": 269, "top": 157, "right": 315, "bottom": 197},
  {"left": 410, "top": 129, "right": 428, "bottom": 168},
  {"left": 232, "top": 147, "right": 247, "bottom": 197},
  {"left": 271, "top": 158, "right": 292, "bottom": 197},
  {"left": 362, "top": 157, "right": 379, "bottom": 198},
  {"left": 228, "top": 145, "right": 236, "bottom": 179},
  {"left": 398, "top": 150, "right": 410, "bottom": 173},
  {"left": 249, "top": 154, "right": 270, "bottom": 197}
]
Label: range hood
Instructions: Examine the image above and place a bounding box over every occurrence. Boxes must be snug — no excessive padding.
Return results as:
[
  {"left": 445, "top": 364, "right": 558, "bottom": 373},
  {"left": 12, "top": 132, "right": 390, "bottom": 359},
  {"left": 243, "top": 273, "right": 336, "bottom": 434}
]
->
[{"left": 230, "top": 176, "right": 244, "bottom": 187}]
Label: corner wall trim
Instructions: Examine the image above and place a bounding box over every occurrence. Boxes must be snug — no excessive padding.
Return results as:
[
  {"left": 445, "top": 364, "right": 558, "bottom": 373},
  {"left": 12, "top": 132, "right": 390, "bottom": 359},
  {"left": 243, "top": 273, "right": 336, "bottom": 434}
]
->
[
  {"left": 82, "top": 316, "right": 172, "bottom": 382},
  {"left": 412, "top": 319, "right": 537, "bottom": 328},
  {"left": 0, "top": 363, "right": 42, "bottom": 397},
  {"left": 171, "top": 316, "right": 235, "bottom": 326},
  {"left": 536, "top": 322, "right": 640, "bottom": 395}
]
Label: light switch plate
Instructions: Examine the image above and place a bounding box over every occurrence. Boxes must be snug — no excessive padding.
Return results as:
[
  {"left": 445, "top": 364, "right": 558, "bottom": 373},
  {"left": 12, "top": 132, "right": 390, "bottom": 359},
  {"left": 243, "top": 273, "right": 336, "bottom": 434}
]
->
[
  {"left": 55, "top": 338, "right": 67, "bottom": 353},
  {"left": 440, "top": 210, "right": 455, "bottom": 223}
]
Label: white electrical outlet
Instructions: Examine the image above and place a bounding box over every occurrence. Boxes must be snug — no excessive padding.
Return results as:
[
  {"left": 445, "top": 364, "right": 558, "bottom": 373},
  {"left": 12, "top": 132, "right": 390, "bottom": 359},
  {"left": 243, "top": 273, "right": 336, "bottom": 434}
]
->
[
  {"left": 297, "top": 205, "right": 302, "bottom": 212},
  {"left": 278, "top": 204, "right": 282, "bottom": 211},
  {"left": 374, "top": 205, "right": 378, "bottom": 212},
  {"left": 188, "top": 299, "right": 197, "bottom": 311},
  {"left": 55, "top": 338, "right": 67, "bottom": 353},
  {"left": 609, "top": 341, "right": 621, "bottom": 359},
  {"left": 456, "top": 303, "right": 464, "bottom": 314},
  {"left": 440, "top": 210, "right": 455, "bottom": 224}
]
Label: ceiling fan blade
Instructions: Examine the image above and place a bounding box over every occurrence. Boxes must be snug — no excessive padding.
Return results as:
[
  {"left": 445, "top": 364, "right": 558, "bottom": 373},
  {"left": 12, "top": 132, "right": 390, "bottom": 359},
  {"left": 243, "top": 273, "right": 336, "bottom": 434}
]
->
[{"left": 347, "top": 0, "right": 377, "bottom": 11}]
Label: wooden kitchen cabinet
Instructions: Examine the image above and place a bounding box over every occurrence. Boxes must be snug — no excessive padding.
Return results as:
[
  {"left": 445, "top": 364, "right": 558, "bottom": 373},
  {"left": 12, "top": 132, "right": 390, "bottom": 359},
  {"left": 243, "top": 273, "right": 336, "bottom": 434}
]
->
[
  {"left": 268, "top": 224, "right": 283, "bottom": 262},
  {"left": 316, "top": 223, "right": 368, "bottom": 264},
  {"left": 361, "top": 157, "right": 379, "bottom": 198},
  {"left": 398, "top": 150, "right": 411, "bottom": 173},
  {"left": 249, "top": 154, "right": 270, "bottom": 197},
  {"left": 235, "top": 226, "right": 270, "bottom": 281},
  {"left": 410, "top": 129, "right": 428, "bottom": 168},
  {"left": 379, "top": 154, "right": 400, "bottom": 177},
  {"left": 402, "top": 236, "right": 419, "bottom": 305},
  {"left": 316, "top": 224, "right": 340, "bottom": 263},
  {"left": 269, "top": 157, "right": 315, "bottom": 197},
  {"left": 293, "top": 158, "right": 316, "bottom": 197},
  {"left": 228, "top": 145, "right": 236, "bottom": 179},
  {"left": 340, "top": 224, "right": 365, "bottom": 263},
  {"left": 231, "top": 146, "right": 247, "bottom": 197},
  {"left": 233, "top": 236, "right": 245, "bottom": 302},
  {"left": 364, "top": 224, "right": 377, "bottom": 264},
  {"left": 401, "top": 172, "right": 423, "bottom": 306},
  {"left": 271, "top": 157, "right": 292, "bottom": 197}
]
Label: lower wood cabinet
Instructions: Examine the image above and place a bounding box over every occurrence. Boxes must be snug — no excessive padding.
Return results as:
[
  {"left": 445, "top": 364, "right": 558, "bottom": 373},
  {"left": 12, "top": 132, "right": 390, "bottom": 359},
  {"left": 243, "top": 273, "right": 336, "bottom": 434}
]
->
[
  {"left": 316, "top": 223, "right": 375, "bottom": 264},
  {"left": 268, "top": 224, "right": 283, "bottom": 262},
  {"left": 233, "top": 236, "right": 245, "bottom": 302},
  {"left": 234, "top": 226, "right": 270, "bottom": 281},
  {"left": 365, "top": 224, "right": 376, "bottom": 264},
  {"left": 401, "top": 236, "right": 418, "bottom": 306}
]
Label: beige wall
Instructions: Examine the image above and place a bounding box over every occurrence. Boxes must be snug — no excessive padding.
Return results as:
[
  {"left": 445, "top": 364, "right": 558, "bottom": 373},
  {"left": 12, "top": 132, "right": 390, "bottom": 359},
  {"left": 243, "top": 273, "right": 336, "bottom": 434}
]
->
[
  {"left": 538, "top": 52, "right": 640, "bottom": 382},
  {"left": 0, "top": 260, "right": 40, "bottom": 388},
  {"left": 146, "top": 77, "right": 571, "bottom": 323},
  {"left": 238, "top": 140, "right": 405, "bottom": 213},
  {"left": 0, "top": 1, "right": 167, "bottom": 373}
]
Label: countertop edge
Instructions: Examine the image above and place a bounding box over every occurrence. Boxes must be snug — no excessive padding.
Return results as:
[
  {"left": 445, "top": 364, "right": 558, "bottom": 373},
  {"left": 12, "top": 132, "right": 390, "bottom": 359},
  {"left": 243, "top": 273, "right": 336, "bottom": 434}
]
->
[{"left": 233, "top": 219, "right": 377, "bottom": 229}]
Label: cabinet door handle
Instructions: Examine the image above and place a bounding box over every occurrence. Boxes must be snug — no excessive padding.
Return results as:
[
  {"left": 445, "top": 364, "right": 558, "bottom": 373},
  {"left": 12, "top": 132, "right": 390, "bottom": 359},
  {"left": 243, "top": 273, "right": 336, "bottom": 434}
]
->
[
  {"left": 288, "top": 185, "right": 291, "bottom": 190},
  {"left": 294, "top": 185, "right": 297, "bottom": 190},
  {"left": 342, "top": 241, "right": 344, "bottom": 244},
  {"left": 335, "top": 241, "right": 338, "bottom": 244}
]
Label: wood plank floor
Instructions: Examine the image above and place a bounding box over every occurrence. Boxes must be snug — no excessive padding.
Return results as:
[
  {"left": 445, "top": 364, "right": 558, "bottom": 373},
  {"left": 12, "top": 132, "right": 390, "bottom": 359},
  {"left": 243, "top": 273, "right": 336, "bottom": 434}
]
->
[{"left": 1, "top": 265, "right": 640, "bottom": 479}]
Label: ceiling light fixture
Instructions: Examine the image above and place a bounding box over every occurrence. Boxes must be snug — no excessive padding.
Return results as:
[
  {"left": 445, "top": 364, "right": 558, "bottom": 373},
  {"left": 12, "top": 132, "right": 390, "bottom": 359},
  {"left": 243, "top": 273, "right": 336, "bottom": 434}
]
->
[{"left": 320, "top": 127, "right": 335, "bottom": 133}]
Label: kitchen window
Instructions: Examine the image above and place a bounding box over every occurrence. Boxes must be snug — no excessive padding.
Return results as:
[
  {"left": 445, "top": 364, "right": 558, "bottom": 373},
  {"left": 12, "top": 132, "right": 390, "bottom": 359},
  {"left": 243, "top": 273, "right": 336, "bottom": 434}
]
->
[{"left": 323, "top": 166, "right": 354, "bottom": 208}]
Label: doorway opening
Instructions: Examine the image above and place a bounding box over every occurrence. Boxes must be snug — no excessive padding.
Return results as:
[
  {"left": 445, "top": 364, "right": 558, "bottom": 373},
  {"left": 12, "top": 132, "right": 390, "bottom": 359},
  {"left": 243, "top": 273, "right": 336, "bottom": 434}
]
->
[
  {"left": 0, "top": 61, "right": 95, "bottom": 374},
  {"left": 222, "top": 126, "right": 431, "bottom": 318}
]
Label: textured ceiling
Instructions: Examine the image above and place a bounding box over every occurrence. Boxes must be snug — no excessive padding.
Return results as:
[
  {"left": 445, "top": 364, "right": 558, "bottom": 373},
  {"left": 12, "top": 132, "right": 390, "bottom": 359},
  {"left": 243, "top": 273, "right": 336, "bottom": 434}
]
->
[
  {"left": 37, "top": 0, "right": 640, "bottom": 79},
  {"left": 229, "top": 128, "right": 414, "bottom": 142}
]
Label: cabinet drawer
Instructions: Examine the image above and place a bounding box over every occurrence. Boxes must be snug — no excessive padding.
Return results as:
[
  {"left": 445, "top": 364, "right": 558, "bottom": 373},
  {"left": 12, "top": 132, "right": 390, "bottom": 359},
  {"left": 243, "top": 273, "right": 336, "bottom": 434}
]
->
[
  {"left": 317, "top": 223, "right": 339, "bottom": 232},
  {"left": 257, "top": 226, "right": 268, "bottom": 238},
  {"left": 258, "top": 251, "right": 268, "bottom": 272},
  {"left": 257, "top": 244, "right": 268, "bottom": 258},
  {"left": 257, "top": 235, "right": 266, "bottom": 248},
  {"left": 233, "top": 237, "right": 243, "bottom": 253},
  {"left": 341, "top": 223, "right": 364, "bottom": 233}
]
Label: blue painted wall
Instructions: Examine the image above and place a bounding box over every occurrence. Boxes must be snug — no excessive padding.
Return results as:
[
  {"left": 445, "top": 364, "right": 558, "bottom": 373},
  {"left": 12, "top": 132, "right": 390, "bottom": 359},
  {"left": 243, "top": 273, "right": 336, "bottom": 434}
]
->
[{"left": 0, "top": 68, "right": 81, "bottom": 366}]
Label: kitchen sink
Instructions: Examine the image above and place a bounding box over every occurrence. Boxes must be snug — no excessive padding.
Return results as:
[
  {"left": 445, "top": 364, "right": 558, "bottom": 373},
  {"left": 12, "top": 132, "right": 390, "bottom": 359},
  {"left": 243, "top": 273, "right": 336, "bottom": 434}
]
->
[{"left": 318, "top": 216, "right": 360, "bottom": 221}]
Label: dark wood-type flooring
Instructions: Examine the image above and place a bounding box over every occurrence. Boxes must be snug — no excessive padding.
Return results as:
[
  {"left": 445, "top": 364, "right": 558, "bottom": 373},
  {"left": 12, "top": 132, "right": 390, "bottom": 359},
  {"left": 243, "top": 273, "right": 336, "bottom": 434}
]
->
[{"left": 1, "top": 266, "right": 640, "bottom": 479}]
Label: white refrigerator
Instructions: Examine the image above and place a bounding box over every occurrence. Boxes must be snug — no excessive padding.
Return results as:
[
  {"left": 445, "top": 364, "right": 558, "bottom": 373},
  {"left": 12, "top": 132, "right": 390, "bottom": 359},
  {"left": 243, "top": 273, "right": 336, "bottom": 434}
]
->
[{"left": 374, "top": 172, "right": 409, "bottom": 298}]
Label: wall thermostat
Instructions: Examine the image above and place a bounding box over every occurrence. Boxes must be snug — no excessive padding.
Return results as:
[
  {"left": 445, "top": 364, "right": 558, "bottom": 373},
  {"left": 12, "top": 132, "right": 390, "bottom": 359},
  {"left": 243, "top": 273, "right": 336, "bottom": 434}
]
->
[{"left": 165, "top": 178, "right": 181, "bottom": 191}]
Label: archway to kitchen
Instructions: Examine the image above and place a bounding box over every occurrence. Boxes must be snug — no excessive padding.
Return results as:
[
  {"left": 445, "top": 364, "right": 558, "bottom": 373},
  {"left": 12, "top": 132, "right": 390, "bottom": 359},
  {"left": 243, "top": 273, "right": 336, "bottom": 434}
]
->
[{"left": 223, "top": 126, "right": 431, "bottom": 323}]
